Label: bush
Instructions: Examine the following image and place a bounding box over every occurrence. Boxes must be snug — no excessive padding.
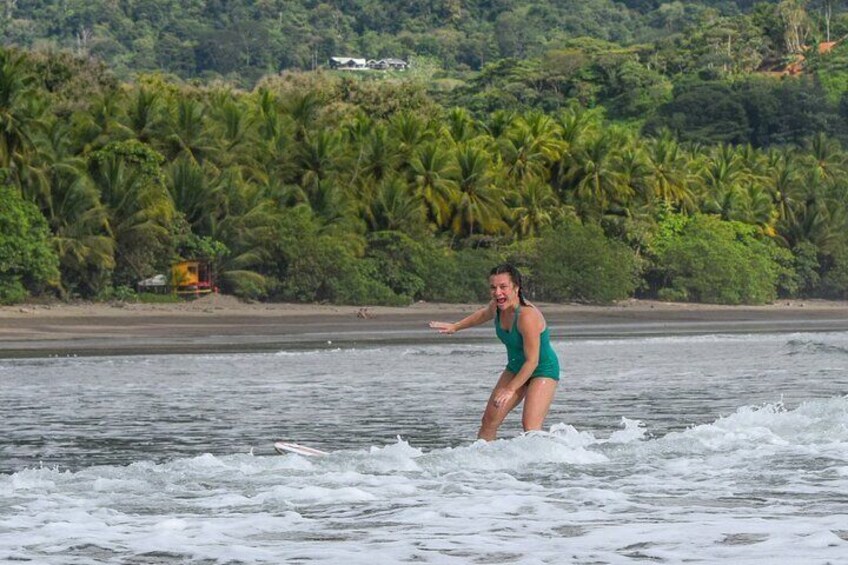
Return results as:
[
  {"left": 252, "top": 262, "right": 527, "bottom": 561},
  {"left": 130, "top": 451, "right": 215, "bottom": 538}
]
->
[
  {"left": 95, "top": 285, "right": 137, "bottom": 302},
  {"left": 819, "top": 245, "right": 848, "bottom": 299},
  {"left": 419, "top": 245, "right": 503, "bottom": 303},
  {"left": 528, "top": 221, "right": 640, "bottom": 304},
  {"left": 273, "top": 208, "right": 505, "bottom": 305},
  {"left": 274, "top": 208, "right": 401, "bottom": 305},
  {"left": 278, "top": 234, "right": 396, "bottom": 304},
  {"left": 789, "top": 241, "right": 821, "bottom": 297},
  {"left": 0, "top": 186, "right": 60, "bottom": 304},
  {"left": 0, "top": 279, "right": 27, "bottom": 304},
  {"left": 364, "top": 231, "right": 426, "bottom": 302},
  {"left": 652, "top": 214, "right": 782, "bottom": 304}
]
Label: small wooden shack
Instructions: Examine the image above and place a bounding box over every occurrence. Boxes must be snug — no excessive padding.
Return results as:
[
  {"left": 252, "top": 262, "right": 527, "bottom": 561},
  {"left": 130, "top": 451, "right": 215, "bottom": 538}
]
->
[{"left": 171, "top": 260, "right": 213, "bottom": 296}]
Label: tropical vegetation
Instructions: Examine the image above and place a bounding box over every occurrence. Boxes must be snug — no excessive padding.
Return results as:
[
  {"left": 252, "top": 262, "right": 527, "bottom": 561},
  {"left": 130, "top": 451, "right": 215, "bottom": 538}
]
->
[{"left": 3, "top": 1, "right": 848, "bottom": 305}]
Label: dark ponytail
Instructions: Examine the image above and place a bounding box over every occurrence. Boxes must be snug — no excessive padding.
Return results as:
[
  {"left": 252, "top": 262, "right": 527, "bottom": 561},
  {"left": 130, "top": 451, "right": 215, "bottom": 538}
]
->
[{"left": 489, "top": 263, "right": 528, "bottom": 306}]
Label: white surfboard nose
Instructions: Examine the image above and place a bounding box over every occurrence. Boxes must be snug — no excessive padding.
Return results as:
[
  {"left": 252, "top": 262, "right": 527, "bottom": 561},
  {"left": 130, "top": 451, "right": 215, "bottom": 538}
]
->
[{"left": 274, "top": 441, "right": 328, "bottom": 457}]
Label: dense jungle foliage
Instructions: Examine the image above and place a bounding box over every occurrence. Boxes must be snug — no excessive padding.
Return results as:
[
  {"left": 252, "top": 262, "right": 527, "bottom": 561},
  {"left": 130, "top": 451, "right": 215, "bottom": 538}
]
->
[
  {"left": 3, "top": 1, "right": 848, "bottom": 305},
  {"left": 4, "top": 1, "right": 848, "bottom": 85}
]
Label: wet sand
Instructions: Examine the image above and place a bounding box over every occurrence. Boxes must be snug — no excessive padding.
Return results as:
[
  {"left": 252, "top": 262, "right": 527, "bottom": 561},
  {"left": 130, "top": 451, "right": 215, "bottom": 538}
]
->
[{"left": 1, "top": 295, "right": 847, "bottom": 357}]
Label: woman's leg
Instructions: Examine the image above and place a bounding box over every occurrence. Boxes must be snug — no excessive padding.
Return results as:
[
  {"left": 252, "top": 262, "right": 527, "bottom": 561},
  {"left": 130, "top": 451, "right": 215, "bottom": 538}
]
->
[
  {"left": 478, "top": 370, "right": 526, "bottom": 441},
  {"left": 521, "top": 377, "right": 558, "bottom": 432}
]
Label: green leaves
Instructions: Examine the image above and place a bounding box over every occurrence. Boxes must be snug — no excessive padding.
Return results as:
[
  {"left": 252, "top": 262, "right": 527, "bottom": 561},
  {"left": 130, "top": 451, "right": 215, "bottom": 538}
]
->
[
  {"left": 4, "top": 41, "right": 848, "bottom": 306},
  {"left": 0, "top": 186, "right": 59, "bottom": 303},
  {"left": 527, "top": 221, "right": 640, "bottom": 304},
  {"left": 651, "top": 214, "right": 782, "bottom": 304}
]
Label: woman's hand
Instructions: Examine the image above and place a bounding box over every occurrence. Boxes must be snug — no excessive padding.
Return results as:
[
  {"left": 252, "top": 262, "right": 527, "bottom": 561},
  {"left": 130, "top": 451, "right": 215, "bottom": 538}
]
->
[
  {"left": 429, "top": 321, "right": 457, "bottom": 334},
  {"left": 492, "top": 387, "right": 516, "bottom": 408}
]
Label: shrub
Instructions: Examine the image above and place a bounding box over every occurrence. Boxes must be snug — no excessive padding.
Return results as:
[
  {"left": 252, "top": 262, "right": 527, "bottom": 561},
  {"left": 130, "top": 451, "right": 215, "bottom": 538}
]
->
[
  {"left": 364, "top": 231, "right": 426, "bottom": 302},
  {"left": 274, "top": 207, "right": 401, "bottom": 305},
  {"left": 432, "top": 246, "right": 504, "bottom": 303},
  {"left": 789, "top": 241, "right": 821, "bottom": 297},
  {"left": 819, "top": 245, "right": 848, "bottom": 299},
  {"left": 95, "top": 285, "right": 137, "bottom": 302},
  {"left": 529, "top": 221, "right": 640, "bottom": 304},
  {"left": 652, "top": 214, "right": 781, "bottom": 304},
  {"left": 0, "top": 186, "right": 60, "bottom": 304}
]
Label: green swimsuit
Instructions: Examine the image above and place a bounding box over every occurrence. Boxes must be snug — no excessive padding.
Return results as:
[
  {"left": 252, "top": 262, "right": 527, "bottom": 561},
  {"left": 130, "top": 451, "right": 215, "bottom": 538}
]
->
[{"left": 494, "top": 305, "right": 560, "bottom": 380}]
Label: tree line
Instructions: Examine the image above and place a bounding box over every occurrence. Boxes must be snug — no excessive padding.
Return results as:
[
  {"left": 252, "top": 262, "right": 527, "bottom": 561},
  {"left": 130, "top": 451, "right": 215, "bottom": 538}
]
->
[
  {"left": 2, "top": 47, "right": 848, "bottom": 305},
  {"left": 4, "top": 1, "right": 847, "bottom": 85}
]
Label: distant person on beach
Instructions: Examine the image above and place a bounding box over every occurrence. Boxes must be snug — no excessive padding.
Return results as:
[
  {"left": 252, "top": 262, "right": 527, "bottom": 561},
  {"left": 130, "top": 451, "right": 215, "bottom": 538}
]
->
[{"left": 428, "top": 264, "right": 560, "bottom": 440}]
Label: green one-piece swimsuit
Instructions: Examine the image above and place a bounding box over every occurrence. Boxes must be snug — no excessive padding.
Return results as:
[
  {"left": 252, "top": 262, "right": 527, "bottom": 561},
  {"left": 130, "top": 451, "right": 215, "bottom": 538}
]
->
[{"left": 494, "top": 305, "right": 560, "bottom": 380}]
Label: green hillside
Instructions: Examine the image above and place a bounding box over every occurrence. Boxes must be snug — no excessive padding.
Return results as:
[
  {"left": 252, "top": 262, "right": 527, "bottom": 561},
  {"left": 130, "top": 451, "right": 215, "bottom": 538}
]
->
[{"left": 3, "top": 1, "right": 844, "bottom": 82}]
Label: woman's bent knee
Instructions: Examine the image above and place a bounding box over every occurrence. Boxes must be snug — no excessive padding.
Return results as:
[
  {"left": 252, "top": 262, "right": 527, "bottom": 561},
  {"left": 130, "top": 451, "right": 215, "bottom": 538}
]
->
[{"left": 480, "top": 404, "right": 504, "bottom": 428}]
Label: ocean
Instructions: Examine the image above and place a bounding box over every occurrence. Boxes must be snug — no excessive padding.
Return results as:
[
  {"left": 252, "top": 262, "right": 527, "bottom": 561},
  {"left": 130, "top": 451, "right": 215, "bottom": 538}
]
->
[{"left": 1, "top": 332, "right": 847, "bottom": 564}]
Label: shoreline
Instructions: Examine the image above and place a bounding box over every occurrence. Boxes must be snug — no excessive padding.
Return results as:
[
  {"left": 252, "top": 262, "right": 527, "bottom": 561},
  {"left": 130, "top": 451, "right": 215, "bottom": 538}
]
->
[{"left": 1, "top": 295, "right": 847, "bottom": 358}]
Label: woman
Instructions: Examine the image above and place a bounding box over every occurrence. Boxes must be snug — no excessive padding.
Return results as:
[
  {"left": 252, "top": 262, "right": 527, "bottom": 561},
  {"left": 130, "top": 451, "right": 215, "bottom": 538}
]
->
[{"left": 429, "top": 264, "right": 560, "bottom": 440}]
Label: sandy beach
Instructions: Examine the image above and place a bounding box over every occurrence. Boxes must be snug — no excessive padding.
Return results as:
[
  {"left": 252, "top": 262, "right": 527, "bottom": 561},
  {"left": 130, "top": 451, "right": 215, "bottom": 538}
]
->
[{"left": 1, "top": 294, "right": 847, "bottom": 357}]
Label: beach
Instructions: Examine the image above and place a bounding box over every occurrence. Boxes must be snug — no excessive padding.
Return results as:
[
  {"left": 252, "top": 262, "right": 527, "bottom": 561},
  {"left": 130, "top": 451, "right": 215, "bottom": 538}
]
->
[{"left": 1, "top": 295, "right": 847, "bottom": 357}]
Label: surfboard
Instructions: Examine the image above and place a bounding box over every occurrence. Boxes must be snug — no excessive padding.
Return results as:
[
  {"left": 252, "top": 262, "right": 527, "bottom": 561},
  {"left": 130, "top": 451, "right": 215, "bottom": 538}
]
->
[{"left": 273, "top": 441, "right": 328, "bottom": 457}]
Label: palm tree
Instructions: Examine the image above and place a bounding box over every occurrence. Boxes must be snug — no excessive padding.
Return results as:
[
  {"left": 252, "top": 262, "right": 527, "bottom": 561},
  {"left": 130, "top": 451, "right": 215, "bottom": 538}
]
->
[
  {"left": 254, "top": 88, "right": 281, "bottom": 142},
  {"left": 163, "top": 97, "right": 216, "bottom": 163},
  {"left": 443, "top": 107, "right": 478, "bottom": 143},
  {"left": 500, "top": 111, "right": 565, "bottom": 183},
  {"left": 87, "top": 140, "right": 175, "bottom": 285},
  {"left": 165, "top": 156, "right": 223, "bottom": 234},
  {"left": 281, "top": 90, "right": 323, "bottom": 140},
  {"left": 205, "top": 167, "right": 279, "bottom": 295},
  {"left": 354, "top": 124, "right": 400, "bottom": 183},
  {"left": 509, "top": 177, "right": 562, "bottom": 238},
  {"left": 251, "top": 88, "right": 297, "bottom": 186},
  {"left": 724, "top": 183, "right": 778, "bottom": 232},
  {"left": 803, "top": 132, "right": 846, "bottom": 184},
  {"left": 550, "top": 104, "right": 602, "bottom": 198},
  {"left": 31, "top": 116, "right": 113, "bottom": 296},
  {"left": 763, "top": 148, "right": 802, "bottom": 241},
  {"left": 447, "top": 142, "right": 508, "bottom": 237},
  {"left": 123, "top": 87, "right": 164, "bottom": 144},
  {"left": 0, "top": 50, "right": 42, "bottom": 171},
  {"left": 388, "top": 110, "right": 432, "bottom": 167},
  {"left": 613, "top": 143, "right": 651, "bottom": 215},
  {"left": 554, "top": 103, "right": 601, "bottom": 148},
  {"left": 74, "top": 88, "right": 132, "bottom": 153},
  {"left": 409, "top": 141, "right": 458, "bottom": 230},
  {"left": 558, "top": 128, "right": 632, "bottom": 219},
  {"left": 49, "top": 163, "right": 115, "bottom": 296},
  {"left": 643, "top": 131, "right": 695, "bottom": 211},
  {"left": 295, "top": 129, "right": 341, "bottom": 193},
  {"left": 365, "top": 174, "right": 427, "bottom": 233},
  {"left": 780, "top": 167, "right": 846, "bottom": 252},
  {"left": 0, "top": 51, "right": 54, "bottom": 206},
  {"left": 695, "top": 144, "right": 748, "bottom": 218},
  {"left": 340, "top": 111, "right": 373, "bottom": 147},
  {"left": 481, "top": 110, "right": 516, "bottom": 140},
  {"left": 208, "top": 95, "right": 258, "bottom": 169}
]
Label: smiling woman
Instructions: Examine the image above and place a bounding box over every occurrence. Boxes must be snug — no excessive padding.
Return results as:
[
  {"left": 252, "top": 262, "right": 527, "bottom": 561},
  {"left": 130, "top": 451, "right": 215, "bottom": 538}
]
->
[{"left": 429, "top": 263, "right": 561, "bottom": 440}]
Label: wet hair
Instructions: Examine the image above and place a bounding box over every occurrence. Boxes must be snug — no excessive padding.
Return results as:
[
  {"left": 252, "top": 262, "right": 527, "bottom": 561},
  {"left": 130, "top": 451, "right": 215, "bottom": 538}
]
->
[{"left": 489, "top": 263, "right": 528, "bottom": 306}]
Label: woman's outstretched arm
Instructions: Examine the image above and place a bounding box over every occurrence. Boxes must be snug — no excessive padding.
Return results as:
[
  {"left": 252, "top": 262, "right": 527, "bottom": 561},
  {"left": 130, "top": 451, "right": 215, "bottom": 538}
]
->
[{"left": 428, "top": 302, "right": 496, "bottom": 334}]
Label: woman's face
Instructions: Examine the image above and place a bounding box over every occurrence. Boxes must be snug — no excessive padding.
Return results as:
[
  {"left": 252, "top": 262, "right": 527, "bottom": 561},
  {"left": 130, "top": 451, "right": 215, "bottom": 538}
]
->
[{"left": 489, "top": 273, "right": 519, "bottom": 310}]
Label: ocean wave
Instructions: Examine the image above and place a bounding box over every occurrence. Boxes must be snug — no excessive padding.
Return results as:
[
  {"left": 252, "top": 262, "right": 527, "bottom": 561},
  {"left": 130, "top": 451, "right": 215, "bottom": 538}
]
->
[
  {"left": 655, "top": 396, "right": 848, "bottom": 454},
  {"left": 400, "top": 347, "right": 493, "bottom": 357},
  {"left": 786, "top": 338, "right": 848, "bottom": 356}
]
